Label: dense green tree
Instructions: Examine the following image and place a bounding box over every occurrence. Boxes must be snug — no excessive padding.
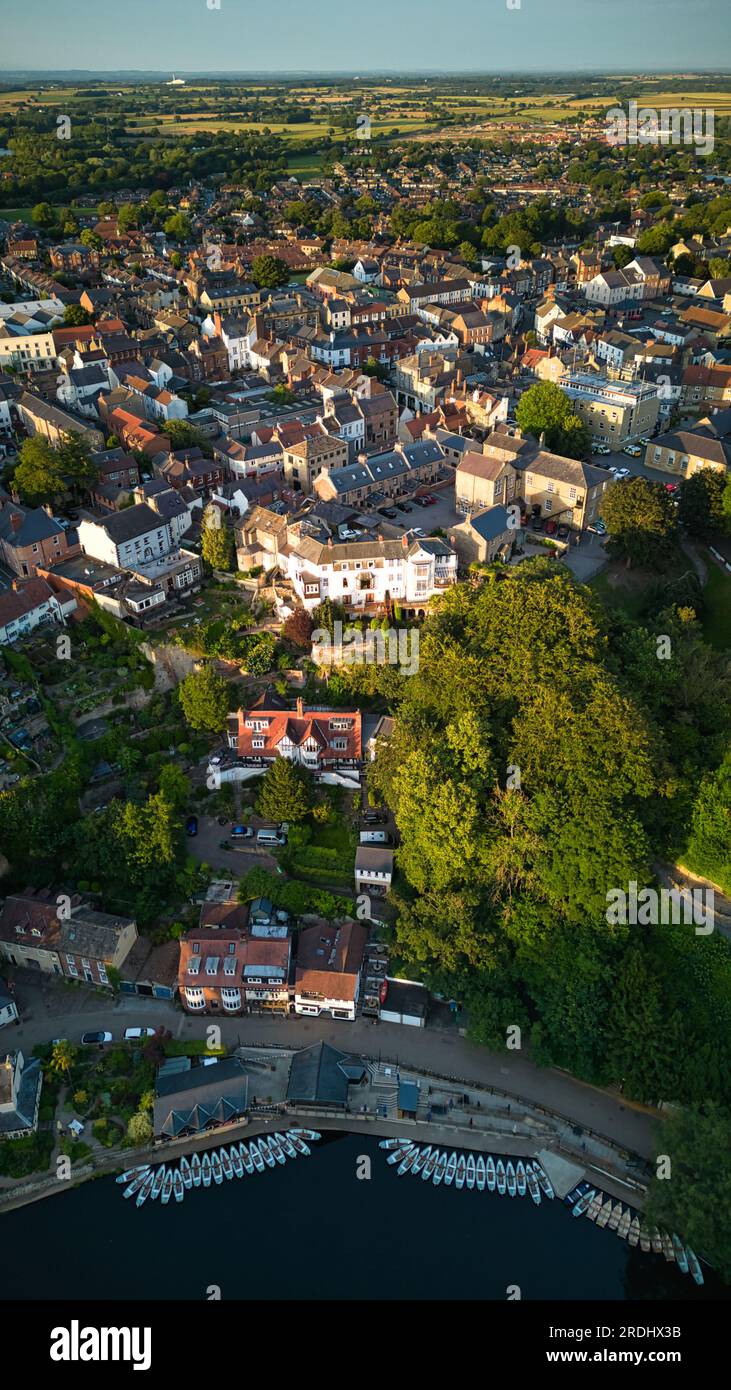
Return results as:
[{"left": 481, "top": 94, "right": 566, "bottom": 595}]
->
[
  {"left": 644, "top": 1104, "right": 731, "bottom": 1281},
  {"left": 31, "top": 201, "right": 54, "bottom": 227},
  {"left": 63, "top": 304, "right": 93, "bottom": 327},
  {"left": 257, "top": 755, "right": 313, "bottom": 824},
  {"left": 250, "top": 254, "right": 289, "bottom": 289},
  {"left": 13, "top": 435, "right": 65, "bottom": 506},
  {"left": 200, "top": 504, "right": 235, "bottom": 571},
  {"left": 683, "top": 753, "right": 731, "bottom": 894},
  {"left": 514, "top": 381, "right": 590, "bottom": 459},
  {"left": 178, "top": 666, "right": 230, "bottom": 733},
  {"left": 677, "top": 468, "right": 729, "bottom": 540},
  {"left": 600, "top": 476, "right": 678, "bottom": 569}
]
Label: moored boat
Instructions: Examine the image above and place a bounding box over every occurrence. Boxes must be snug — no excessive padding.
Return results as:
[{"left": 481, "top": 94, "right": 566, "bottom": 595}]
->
[
  {"left": 515, "top": 1161, "right": 527, "bottom": 1198},
  {"left": 672, "top": 1236, "right": 689, "bottom": 1274},
  {"left": 161, "top": 1170, "right": 174, "bottom": 1205},
  {"left": 505, "top": 1162, "right": 517, "bottom": 1198},
  {"left": 475, "top": 1156, "right": 486, "bottom": 1192},
  {"left": 123, "top": 1171, "right": 149, "bottom": 1200},
  {"left": 628, "top": 1216, "right": 641, "bottom": 1247},
  {"left": 250, "top": 1140, "right": 266, "bottom": 1172},
  {"left": 444, "top": 1152, "right": 458, "bottom": 1187},
  {"left": 651, "top": 1228, "right": 663, "bottom": 1255},
  {"left": 422, "top": 1149, "right": 439, "bottom": 1181},
  {"left": 433, "top": 1152, "right": 448, "bottom": 1186},
  {"left": 455, "top": 1155, "right": 467, "bottom": 1190},
  {"left": 210, "top": 1151, "right": 224, "bottom": 1184},
  {"left": 220, "top": 1148, "right": 234, "bottom": 1181},
  {"left": 191, "top": 1154, "right": 202, "bottom": 1187},
  {"left": 607, "top": 1202, "right": 623, "bottom": 1232},
  {"left": 260, "top": 1139, "right": 277, "bottom": 1169},
  {"left": 180, "top": 1156, "right": 192, "bottom": 1190},
  {"left": 596, "top": 1199, "right": 613, "bottom": 1229},
  {"left": 275, "top": 1132, "right": 297, "bottom": 1160},
  {"left": 239, "top": 1143, "right": 254, "bottom": 1174},
  {"left": 412, "top": 1145, "right": 431, "bottom": 1176},
  {"left": 536, "top": 1165, "right": 555, "bottom": 1199},
  {"left": 150, "top": 1166, "right": 166, "bottom": 1201},
  {"left": 639, "top": 1227, "right": 652, "bottom": 1253},
  {"left": 173, "top": 1169, "right": 184, "bottom": 1203},
  {"left": 135, "top": 1171, "right": 154, "bottom": 1208},
  {"left": 117, "top": 1165, "right": 149, "bottom": 1185},
  {"left": 231, "top": 1147, "right": 244, "bottom": 1178},
  {"left": 387, "top": 1142, "right": 413, "bottom": 1166},
  {"left": 201, "top": 1154, "right": 212, "bottom": 1187},
  {"left": 289, "top": 1133, "right": 310, "bottom": 1157},
  {"left": 466, "top": 1154, "right": 476, "bottom": 1190},
  {"left": 268, "top": 1135, "right": 287, "bottom": 1166},
  {"left": 292, "top": 1129, "right": 320, "bottom": 1142},
  {"left": 586, "top": 1192, "right": 604, "bottom": 1222},
  {"left": 662, "top": 1232, "right": 675, "bottom": 1262},
  {"left": 686, "top": 1248, "right": 704, "bottom": 1287},
  {"left": 617, "top": 1208, "right": 632, "bottom": 1240},
  {"left": 526, "top": 1165, "right": 541, "bottom": 1206},
  {"left": 572, "top": 1188, "right": 597, "bottom": 1218},
  {"left": 379, "top": 1138, "right": 403, "bottom": 1150},
  {"left": 496, "top": 1160, "right": 506, "bottom": 1196},
  {"left": 397, "top": 1147, "right": 419, "bottom": 1176},
  {"left": 485, "top": 1156, "right": 496, "bottom": 1192}
]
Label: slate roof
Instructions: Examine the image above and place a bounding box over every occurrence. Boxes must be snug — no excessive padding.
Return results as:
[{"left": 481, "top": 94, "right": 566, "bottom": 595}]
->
[
  {"left": 286, "top": 1041, "right": 366, "bottom": 1108},
  {"left": 0, "top": 1051, "right": 42, "bottom": 1136},
  {"left": 153, "top": 1058, "right": 249, "bottom": 1138}
]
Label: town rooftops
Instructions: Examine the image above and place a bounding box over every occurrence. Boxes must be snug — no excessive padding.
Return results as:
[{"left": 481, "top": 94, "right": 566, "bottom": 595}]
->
[
  {"left": 91, "top": 503, "right": 166, "bottom": 543},
  {"left": 286, "top": 1041, "right": 366, "bottom": 1107}
]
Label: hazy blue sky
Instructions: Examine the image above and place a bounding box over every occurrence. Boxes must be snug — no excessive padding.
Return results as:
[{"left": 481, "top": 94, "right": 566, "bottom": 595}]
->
[{"left": 1, "top": 0, "right": 730, "bottom": 73}]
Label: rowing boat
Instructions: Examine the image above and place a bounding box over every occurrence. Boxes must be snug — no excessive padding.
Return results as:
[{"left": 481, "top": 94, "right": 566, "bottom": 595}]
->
[
  {"left": 150, "top": 1166, "right": 166, "bottom": 1201},
  {"left": 397, "top": 1147, "right": 419, "bottom": 1176},
  {"left": 455, "top": 1155, "right": 467, "bottom": 1190},
  {"left": 123, "top": 1171, "right": 149, "bottom": 1200},
  {"left": 173, "top": 1168, "right": 184, "bottom": 1203},
  {"left": 639, "top": 1227, "right": 651, "bottom": 1253},
  {"left": 412, "top": 1145, "right": 431, "bottom": 1176},
  {"left": 268, "top": 1135, "right": 287, "bottom": 1166},
  {"left": 135, "top": 1171, "right": 154, "bottom": 1208},
  {"left": 651, "top": 1228, "right": 663, "bottom": 1255},
  {"left": 596, "top": 1199, "right": 613, "bottom": 1229},
  {"left": 475, "top": 1156, "right": 486, "bottom": 1192},
  {"left": 275, "top": 1132, "right": 297, "bottom": 1160},
  {"left": 422, "top": 1149, "right": 439, "bottom": 1181},
  {"left": 617, "top": 1208, "right": 632, "bottom": 1240},
  {"left": 379, "top": 1138, "right": 402, "bottom": 1150},
  {"left": 485, "top": 1156, "right": 496, "bottom": 1192},
  {"left": 220, "top": 1148, "right": 234, "bottom": 1181},
  {"left": 180, "top": 1156, "right": 192, "bottom": 1190},
  {"left": 607, "top": 1202, "right": 623, "bottom": 1232},
  {"left": 686, "top": 1248, "right": 704, "bottom": 1287},
  {"left": 116, "top": 1165, "right": 149, "bottom": 1185},
  {"left": 444, "top": 1152, "right": 458, "bottom": 1186},
  {"left": 536, "top": 1165, "right": 555, "bottom": 1199},
  {"left": 191, "top": 1154, "right": 202, "bottom": 1187},
  {"left": 496, "top": 1160, "right": 506, "bottom": 1196},
  {"left": 628, "top": 1216, "right": 641, "bottom": 1247},
  {"left": 586, "top": 1192, "right": 604, "bottom": 1223},
  {"left": 515, "top": 1161, "right": 527, "bottom": 1198},
  {"left": 161, "top": 1170, "right": 174, "bottom": 1205},
  {"left": 505, "top": 1162, "right": 517, "bottom": 1198},
  {"left": 662, "top": 1232, "right": 675, "bottom": 1262},
  {"left": 201, "top": 1153, "right": 212, "bottom": 1187},
  {"left": 260, "top": 1139, "right": 276, "bottom": 1170},
  {"left": 466, "top": 1154, "right": 476, "bottom": 1190},
  {"left": 672, "top": 1236, "right": 689, "bottom": 1274},
  {"left": 231, "top": 1147, "right": 244, "bottom": 1178},
  {"left": 387, "top": 1142, "right": 413, "bottom": 1165},
  {"left": 433, "top": 1152, "right": 448, "bottom": 1186},
  {"left": 292, "top": 1128, "right": 320, "bottom": 1142},
  {"left": 526, "top": 1165, "right": 541, "bottom": 1206},
  {"left": 239, "top": 1143, "right": 254, "bottom": 1174},
  {"left": 250, "top": 1140, "right": 266, "bottom": 1172},
  {"left": 572, "top": 1188, "right": 597, "bottom": 1219}
]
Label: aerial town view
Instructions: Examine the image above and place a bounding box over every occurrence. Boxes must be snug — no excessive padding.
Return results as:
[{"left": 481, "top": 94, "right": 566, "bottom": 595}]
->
[{"left": 0, "top": 0, "right": 729, "bottom": 1365}]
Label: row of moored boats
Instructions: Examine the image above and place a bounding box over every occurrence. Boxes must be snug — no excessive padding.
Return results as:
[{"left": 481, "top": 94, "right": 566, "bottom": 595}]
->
[
  {"left": 116, "top": 1130, "right": 321, "bottom": 1207},
  {"left": 567, "top": 1182, "right": 704, "bottom": 1285},
  {"left": 379, "top": 1139, "right": 554, "bottom": 1202}
]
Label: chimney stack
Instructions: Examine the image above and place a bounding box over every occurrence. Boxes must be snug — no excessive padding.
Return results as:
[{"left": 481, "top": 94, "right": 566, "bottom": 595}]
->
[
  {"left": 10, "top": 511, "right": 23, "bottom": 533},
  {"left": 296, "top": 695, "right": 304, "bottom": 719},
  {"left": 401, "top": 533, "right": 408, "bottom": 549}
]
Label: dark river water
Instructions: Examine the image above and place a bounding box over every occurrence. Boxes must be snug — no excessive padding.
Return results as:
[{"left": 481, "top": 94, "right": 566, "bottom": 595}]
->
[{"left": 1, "top": 1133, "right": 724, "bottom": 1301}]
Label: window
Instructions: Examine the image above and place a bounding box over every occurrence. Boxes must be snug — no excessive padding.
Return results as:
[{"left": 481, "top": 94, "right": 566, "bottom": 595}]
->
[{"left": 252, "top": 738, "right": 265, "bottom": 750}]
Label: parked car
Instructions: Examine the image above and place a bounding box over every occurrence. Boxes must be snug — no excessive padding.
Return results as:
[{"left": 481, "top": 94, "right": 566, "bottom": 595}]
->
[
  {"left": 124, "top": 1027, "right": 156, "bottom": 1041},
  {"left": 81, "top": 1031, "right": 112, "bottom": 1046},
  {"left": 591, "top": 443, "right": 611, "bottom": 456},
  {"left": 613, "top": 467, "right": 631, "bottom": 480},
  {"left": 423, "top": 494, "right": 437, "bottom": 505},
  {"left": 544, "top": 519, "right": 557, "bottom": 535},
  {"left": 664, "top": 482, "right": 679, "bottom": 493},
  {"left": 395, "top": 502, "right": 412, "bottom": 513},
  {"left": 413, "top": 496, "right": 428, "bottom": 507},
  {"left": 185, "top": 815, "right": 198, "bottom": 836},
  {"left": 231, "top": 824, "right": 254, "bottom": 839},
  {"left": 256, "top": 827, "right": 287, "bottom": 847},
  {"left": 557, "top": 524, "right": 570, "bottom": 540},
  {"left": 380, "top": 507, "right": 398, "bottom": 519},
  {"left": 588, "top": 520, "right": 607, "bottom": 536},
  {"left": 623, "top": 444, "right": 643, "bottom": 457}
]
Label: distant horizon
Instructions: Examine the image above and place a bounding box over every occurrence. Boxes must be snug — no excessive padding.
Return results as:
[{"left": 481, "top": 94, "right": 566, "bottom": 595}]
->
[{"left": 2, "top": 66, "right": 731, "bottom": 79}]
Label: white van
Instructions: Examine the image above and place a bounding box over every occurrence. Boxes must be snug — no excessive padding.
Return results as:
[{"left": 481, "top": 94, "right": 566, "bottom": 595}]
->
[{"left": 257, "top": 827, "right": 287, "bottom": 847}]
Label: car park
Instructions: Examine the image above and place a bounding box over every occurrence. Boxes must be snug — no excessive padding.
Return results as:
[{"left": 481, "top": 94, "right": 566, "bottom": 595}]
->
[
  {"left": 81, "top": 1031, "right": 112, "bottom": 1046},
  {"left": 395, "top": 502, "right": 412, "bottom": 513},
  {"left": 380, "top": 507, "right": 398, "bottom": 519},
  {"left": 185, "top": 815, "right": 198, "bottom": 836},
  {"left": 124, "top": 1027, "right": 156, "bottom": 1041}
]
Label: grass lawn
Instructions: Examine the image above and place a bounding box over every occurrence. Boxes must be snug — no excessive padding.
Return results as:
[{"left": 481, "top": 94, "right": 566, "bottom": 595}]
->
[
  {"left": 588, "top": 565, "right": 652, "bottom": 620},
  {"left": 701, "top": 562, "right": 731, "bottom": 651}
]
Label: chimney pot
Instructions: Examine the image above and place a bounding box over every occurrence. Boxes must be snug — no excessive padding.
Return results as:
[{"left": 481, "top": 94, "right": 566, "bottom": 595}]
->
[
  {"left": 296, "top": 696, "right": 304, "bottom": 719},
  {"left": 10, "top": 511, "right": 23, "bottom": 532}
]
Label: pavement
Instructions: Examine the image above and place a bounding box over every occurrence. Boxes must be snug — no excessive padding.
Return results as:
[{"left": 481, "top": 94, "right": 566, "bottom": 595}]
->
[{"left": 7, "top": 974, "right": 660, "bottom": 1160}]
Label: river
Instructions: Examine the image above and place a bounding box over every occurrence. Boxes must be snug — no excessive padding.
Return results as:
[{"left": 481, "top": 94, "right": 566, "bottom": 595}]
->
[{"left": 0, "top": 1133, "right": 722, "bottom": 1301}]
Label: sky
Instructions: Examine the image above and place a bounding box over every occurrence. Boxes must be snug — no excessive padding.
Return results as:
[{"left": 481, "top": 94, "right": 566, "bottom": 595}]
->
[{"left": 1, "top": 0, "right": 730, "bottom": 74}]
